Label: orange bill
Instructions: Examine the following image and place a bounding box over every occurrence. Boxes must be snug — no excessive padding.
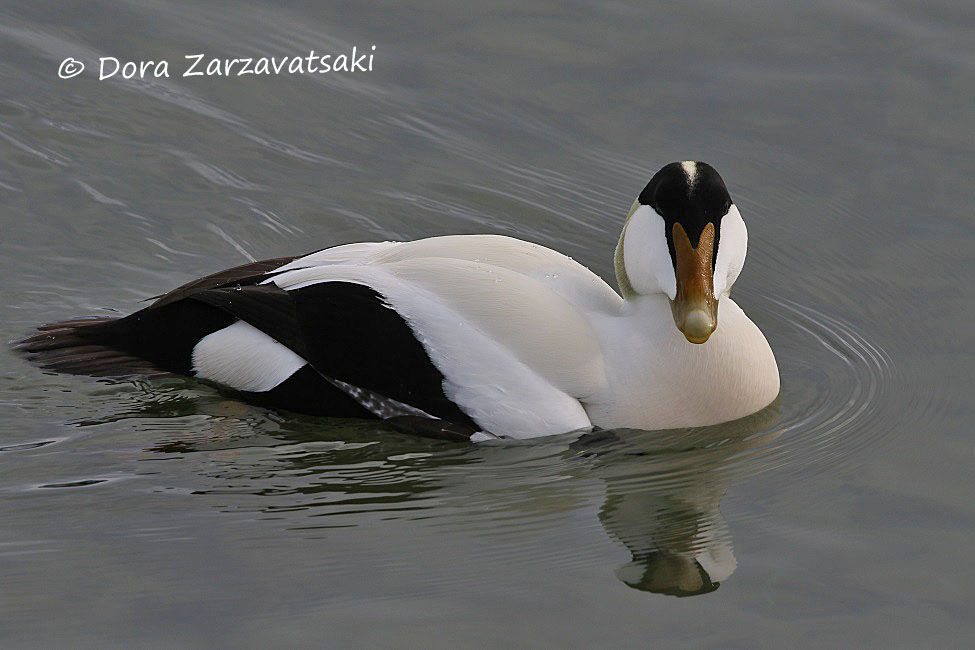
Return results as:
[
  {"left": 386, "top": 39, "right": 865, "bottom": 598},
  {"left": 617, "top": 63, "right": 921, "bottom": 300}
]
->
[{"left": 670, "top": 222, "right": 717, "bottom": 343}]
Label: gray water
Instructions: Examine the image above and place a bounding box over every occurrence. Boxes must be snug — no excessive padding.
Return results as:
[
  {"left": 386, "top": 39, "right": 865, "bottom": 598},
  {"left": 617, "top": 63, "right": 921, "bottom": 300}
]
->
[{"left": 1, "top": 0, "right": 973, "bottom": 647}]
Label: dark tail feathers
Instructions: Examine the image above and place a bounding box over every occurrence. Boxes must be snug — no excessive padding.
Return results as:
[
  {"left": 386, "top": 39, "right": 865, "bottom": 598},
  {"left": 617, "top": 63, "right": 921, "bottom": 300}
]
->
[{"left": 14, "top": 317, "right": 169, "bottom": 378}]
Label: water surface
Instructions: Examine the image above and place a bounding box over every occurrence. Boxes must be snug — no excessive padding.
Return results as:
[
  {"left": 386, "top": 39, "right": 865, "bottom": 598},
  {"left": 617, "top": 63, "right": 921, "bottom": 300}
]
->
[{"left": 1, "top": 0, "right": 973, "bottom": 647}]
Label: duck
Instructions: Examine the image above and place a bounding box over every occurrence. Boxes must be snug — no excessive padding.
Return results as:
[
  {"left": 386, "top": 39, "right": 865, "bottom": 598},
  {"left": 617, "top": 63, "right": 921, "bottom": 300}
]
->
[{"left": 17, "top": 161, "right": 779, "bottom": 441}]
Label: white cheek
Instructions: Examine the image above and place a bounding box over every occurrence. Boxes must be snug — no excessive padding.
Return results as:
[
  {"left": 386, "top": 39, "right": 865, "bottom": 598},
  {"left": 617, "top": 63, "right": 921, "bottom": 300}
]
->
[
  {"left": 713, "top": 205, "right": 747, "bottom": 297},
  {"left": 623, "top": 206, "right": 676, "bottom": 298}
]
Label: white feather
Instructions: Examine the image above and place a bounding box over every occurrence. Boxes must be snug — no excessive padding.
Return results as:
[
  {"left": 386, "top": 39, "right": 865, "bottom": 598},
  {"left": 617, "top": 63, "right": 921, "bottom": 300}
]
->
[
  {"left": 713, "top": 205, "right": 747, "bottom": 298},
  {"left": 371, "top": 235, "right": 623, "bottom": 313},
  {"left": 265, "top": 259, "right": 602, "bottom": 438},
  {"left": 192, "top": 320, "right": 307, "bottom": 392},
  {"left": 586, "top": 295, "right": 779, "bottom": 430},
  {"left": 272, "top": 242, "right": 394, "bottom": 271},
  {"left": 622, "top": 206, "right": 677, "bottom": 298},
  {"left": 274, "top": 235, "right": 623, "bottom": 314},
  {"left": 259, "top": 229, "right": 775, "bottom": 437}
]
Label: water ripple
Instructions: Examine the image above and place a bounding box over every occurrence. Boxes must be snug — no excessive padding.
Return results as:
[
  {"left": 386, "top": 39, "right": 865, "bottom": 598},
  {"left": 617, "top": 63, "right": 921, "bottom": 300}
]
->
[{"left": 109, "top": 291, "right": 907, "bottom": 596}]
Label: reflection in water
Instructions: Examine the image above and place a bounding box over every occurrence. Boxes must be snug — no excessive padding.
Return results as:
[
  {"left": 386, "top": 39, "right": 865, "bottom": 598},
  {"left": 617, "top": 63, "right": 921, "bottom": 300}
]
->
[
  {"left": 114, "top": 378, "right": 783, "bottom": 598},
  {"left": 131, "top": 390, "right": 485, "bottom": 513},
  {"left": 597, "top": 449, "right": 733, "bottom": 596},
  {"left": 572, "top": 405, "right": 780, "bottom": 597}
]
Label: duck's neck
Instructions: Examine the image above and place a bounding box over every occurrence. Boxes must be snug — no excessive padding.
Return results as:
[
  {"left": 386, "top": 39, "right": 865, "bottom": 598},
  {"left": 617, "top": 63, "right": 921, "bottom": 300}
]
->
[
  {"left": 613, "top": 199, "right": 644, "bottom": 300},
  {"left": 587, "top": 293, "right": 780, "bottom": 430}
]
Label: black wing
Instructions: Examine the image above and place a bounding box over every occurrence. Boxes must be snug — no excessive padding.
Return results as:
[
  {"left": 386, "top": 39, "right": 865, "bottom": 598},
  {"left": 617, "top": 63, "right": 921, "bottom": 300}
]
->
[
  {"left": 19, "top": 257, "right": 480, "bottom": 432},
  {"left": 184, "top": 280, "right": 477, "bottom": 428}
]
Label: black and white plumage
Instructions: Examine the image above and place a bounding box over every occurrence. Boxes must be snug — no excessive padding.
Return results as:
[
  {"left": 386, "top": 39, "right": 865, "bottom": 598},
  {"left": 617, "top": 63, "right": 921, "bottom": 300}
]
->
[{"left": 17, "top": 162, "right": 780, "bottom": 441}]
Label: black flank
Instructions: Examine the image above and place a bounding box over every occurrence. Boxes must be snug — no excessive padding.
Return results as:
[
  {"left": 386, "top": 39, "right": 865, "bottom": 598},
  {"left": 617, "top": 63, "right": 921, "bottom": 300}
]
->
[
  {"left": 291, "top": 282, "right": 479, "bottom": 429},
  {"left": 238, "top": 364, "right": 374, "bottom": 419},
  {"left": 16, "top": 256, "right": 479, "bottom": 433},
  {"left": 17, "top": 255, "right": 306, "bottom": 377}
]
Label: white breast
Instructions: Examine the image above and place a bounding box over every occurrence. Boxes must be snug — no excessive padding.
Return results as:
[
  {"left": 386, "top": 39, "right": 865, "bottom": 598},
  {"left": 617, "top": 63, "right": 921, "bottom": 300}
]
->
[{"left": 587, "top": 295, "right": 780, "bottom": 430}]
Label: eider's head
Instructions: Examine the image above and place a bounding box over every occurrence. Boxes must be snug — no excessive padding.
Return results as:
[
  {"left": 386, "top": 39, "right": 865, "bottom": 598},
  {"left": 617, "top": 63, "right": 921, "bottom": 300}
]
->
[{"left": 614, "top": 161, "right": 746, "bottom": 344}]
